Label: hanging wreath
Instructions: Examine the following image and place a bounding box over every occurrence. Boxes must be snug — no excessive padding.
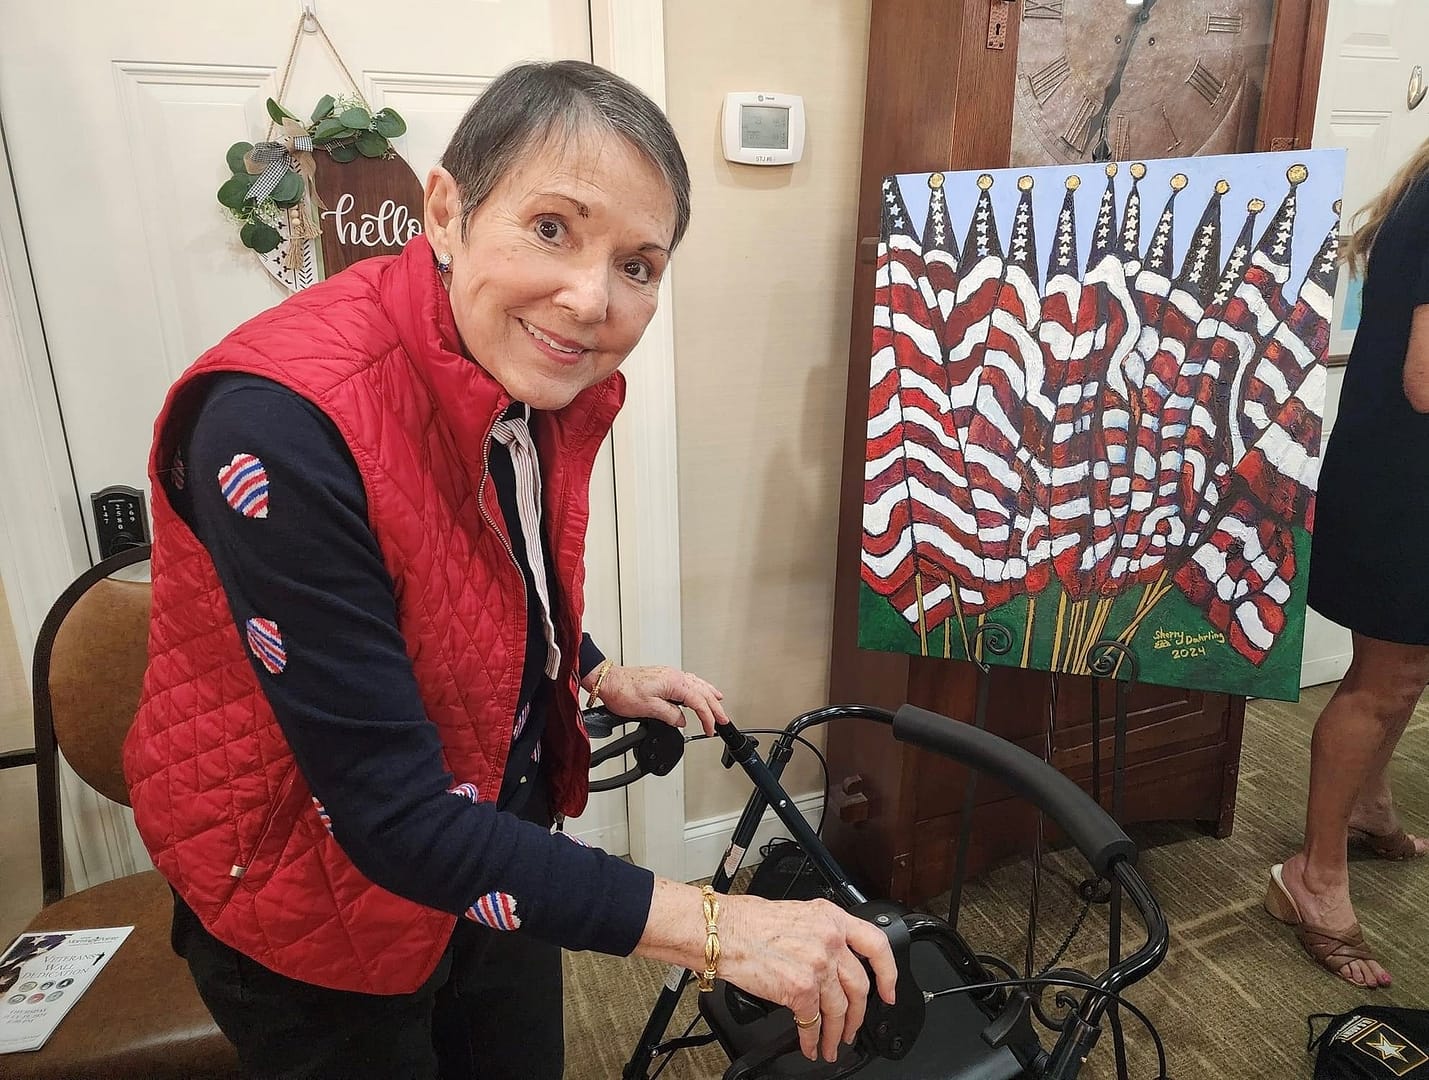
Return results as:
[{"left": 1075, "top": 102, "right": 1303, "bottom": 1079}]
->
[
  {"left": 217, "top": 95, "right": 407, "bottom": 256},
  {"left": 213, "top": 13, "right": 426, "bottom": 293}
]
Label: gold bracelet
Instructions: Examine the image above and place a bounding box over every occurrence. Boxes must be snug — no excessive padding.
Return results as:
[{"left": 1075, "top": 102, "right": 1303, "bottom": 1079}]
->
[
  {"left": 697, "top": 885, "right": 720, "bottom": 992},
  {"left": 585, "top": 659, "right": 615, "bottom": 709}
]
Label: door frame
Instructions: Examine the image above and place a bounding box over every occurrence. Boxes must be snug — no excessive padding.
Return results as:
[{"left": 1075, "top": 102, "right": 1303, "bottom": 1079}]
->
[{"left": 0, "top": 0, "right": 691, "bottom": 888}]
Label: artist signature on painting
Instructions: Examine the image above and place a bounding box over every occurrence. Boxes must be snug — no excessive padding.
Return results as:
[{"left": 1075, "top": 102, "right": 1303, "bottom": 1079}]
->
[{"left": 1152, "top": 627, "right": 1226, "bottom": 660}]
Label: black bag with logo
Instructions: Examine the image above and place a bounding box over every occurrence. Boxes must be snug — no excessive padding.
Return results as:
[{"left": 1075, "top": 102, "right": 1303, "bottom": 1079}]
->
[{"left": 1311, "top": 1007, "right": 1429, "bottom": 1078}]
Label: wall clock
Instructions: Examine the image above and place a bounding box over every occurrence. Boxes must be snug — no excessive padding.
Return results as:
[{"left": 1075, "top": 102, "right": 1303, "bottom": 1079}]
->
[{"left": 1011, "top": 0, "right": 1276, "bottom": 166}]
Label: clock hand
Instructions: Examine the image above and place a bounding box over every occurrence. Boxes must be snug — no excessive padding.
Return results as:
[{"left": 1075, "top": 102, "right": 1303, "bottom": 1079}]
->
[{"left": 1090, "top": 0, "right": 1161, "bottom": 161}]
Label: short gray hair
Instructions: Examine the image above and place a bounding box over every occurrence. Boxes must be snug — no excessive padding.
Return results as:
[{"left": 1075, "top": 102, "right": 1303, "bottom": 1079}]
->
[{"left": 441, "top": 60, "right": 691, "bottom": 250}]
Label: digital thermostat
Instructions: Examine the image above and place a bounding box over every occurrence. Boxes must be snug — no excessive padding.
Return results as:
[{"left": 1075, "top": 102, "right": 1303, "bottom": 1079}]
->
[{"left": 722, "top": 92, "right": 805, "bottom": 166}]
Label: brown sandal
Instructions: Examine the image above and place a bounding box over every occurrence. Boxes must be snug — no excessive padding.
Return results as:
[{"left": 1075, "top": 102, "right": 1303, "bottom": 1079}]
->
[
  {"left": 1264, "top": 864, "right": 1384, "bottom": 987},
  {"left": 1348, "top": 826, "right": 1426, "bottom": 861}
]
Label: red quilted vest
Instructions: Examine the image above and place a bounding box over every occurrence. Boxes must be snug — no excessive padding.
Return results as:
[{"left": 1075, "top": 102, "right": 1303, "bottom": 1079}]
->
[{"left": 123, "top": 236, "right": 624, "bottom": 994}]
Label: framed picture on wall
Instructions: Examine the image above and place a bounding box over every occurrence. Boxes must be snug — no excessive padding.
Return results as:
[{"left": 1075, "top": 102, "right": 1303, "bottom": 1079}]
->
[{"left": 1329, "top": 246, "right": 1361, "bottom": 364}]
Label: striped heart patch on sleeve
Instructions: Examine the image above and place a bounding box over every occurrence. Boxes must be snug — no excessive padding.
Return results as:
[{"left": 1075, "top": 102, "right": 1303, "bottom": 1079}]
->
[
  {"left": 464, "top": 891, "right": 522, "bottom": 931},
  {"left": 245, "top": 617, "right": 287, "bottom": 674},
  {"left": 218, "top": 453, "right": 270, "bottom": 518},
  {"left": 312, "top": 797, "right": 333, "bottom": 835}
]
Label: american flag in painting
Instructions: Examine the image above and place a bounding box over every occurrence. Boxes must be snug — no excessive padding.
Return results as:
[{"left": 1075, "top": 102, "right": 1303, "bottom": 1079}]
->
[{"left": 859, "top": 154, "right": 1343, "bottom": 700}]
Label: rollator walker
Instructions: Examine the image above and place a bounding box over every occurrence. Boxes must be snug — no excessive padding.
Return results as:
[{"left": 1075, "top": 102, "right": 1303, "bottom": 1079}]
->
[{"left": 586, "top": 701, "right": 1170, "bottom": 1080}]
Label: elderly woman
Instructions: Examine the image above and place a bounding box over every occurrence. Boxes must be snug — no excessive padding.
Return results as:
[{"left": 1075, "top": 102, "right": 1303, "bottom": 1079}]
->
[{"left": 123, "top": 61, "right": 894, "bottom": 1079}]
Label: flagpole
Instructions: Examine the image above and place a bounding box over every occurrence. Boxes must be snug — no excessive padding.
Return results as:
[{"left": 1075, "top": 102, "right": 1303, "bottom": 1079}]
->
[
  {"left": 914, "top": 570, "right": 929, "bottom": 656},
  {"left": 1051, "top": 591, "right": 1068, "bottom": 672},
  {"left": 1022, "top": 596, "right": 1036, "bottom": 668},
  {"left": 1082, "top": 597, "right": 1114, "bottom": 673},
  {"left": 949, "top": 578, "right": 972, "bottom": 661},
  {"left": 1114, "top": 570, "right": 1171, "bottom": 674},
  {"left": 1070, "top": 599, "right": 1089, "bottom": 673}
]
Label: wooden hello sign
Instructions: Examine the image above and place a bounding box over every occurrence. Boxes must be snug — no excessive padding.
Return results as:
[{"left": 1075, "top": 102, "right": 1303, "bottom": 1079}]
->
[
  {"left": 313, "top": 151, "right": 424, "bottom": 277},
  {"left": 219, "top": 94, "right": 423, "bottom": 292}
]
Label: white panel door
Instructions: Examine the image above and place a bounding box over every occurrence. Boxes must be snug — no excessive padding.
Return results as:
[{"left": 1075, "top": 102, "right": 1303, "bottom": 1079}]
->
[
  {"left": 0, "top": 0, "right": 630, "bottom": 872},
  {"left": 1304, "top": 0, "right": 1429, "bottom": 687}
]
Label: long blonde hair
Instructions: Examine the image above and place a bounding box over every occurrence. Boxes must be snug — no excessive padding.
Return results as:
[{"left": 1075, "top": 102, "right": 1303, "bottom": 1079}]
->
[{"left": 1342, "top": 135, "right": 1429, "bottom": 275}]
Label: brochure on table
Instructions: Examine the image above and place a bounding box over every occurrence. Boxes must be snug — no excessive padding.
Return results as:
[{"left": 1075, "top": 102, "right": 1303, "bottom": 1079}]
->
[{"left": 0, "top": 926, "right": 134, "bottom": 1054}]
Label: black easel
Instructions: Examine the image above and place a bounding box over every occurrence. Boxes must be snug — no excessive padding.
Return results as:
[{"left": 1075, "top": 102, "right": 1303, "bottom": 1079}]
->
[
  {"left": 1086, "top": 639, "right": 1140, "bottom": 1080},
  {"left": 944, "top": 620, "right": 1014, "bottom": 929}
]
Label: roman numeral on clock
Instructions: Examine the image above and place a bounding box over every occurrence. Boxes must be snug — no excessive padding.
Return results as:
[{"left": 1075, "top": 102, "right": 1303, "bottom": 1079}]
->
[
  {"left": 1024, "top": 0, "right": 1065, "bottom": 19},
  {"left": 1028, "top": 54, "right": 1071, "bottom": 103},
  {"left": 1113, "top": 114, "right": 1132, "bottom": 159},
  {"left": 1161, "top": 106, "right": 1183, "bottom": 153},
  {"left": 1063, "top": 96, "right": 1098, "bottom": 154},
  {"left": 1187, "top": 59, "right": 1227, "bottom": 106},
  {"left": 1207, "top": 13, "right": 1244, "bottom": 33}
]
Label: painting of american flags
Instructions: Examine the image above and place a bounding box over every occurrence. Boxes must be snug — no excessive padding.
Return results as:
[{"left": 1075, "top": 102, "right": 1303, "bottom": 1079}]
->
[{"left": 859, "top": 150, "right": 1345, "bottom": 702}]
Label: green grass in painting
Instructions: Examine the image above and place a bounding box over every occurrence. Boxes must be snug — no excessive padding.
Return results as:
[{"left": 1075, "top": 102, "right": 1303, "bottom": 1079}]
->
[{"left": 855, "top": 527, "right": 1312, "bottom": 702}]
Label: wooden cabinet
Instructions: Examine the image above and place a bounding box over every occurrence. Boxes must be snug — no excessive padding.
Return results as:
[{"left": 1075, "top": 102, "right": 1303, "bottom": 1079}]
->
[
  {"left": 824, "top": 0, "right": 1327, "bottom": 907},
  {"left": 825, "top": 659, "right": 1244, "bottom": 905}
]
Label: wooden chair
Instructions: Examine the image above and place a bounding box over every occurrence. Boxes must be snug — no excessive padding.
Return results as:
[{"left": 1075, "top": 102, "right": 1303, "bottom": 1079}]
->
[{"left": 6, "top": 545, "right": 239, "bottom": 1079}]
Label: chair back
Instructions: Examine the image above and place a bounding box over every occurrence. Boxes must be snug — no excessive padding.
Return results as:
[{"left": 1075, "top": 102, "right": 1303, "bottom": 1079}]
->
[{"left": 32, "top": 545, "right": 152, "bottom": 903}]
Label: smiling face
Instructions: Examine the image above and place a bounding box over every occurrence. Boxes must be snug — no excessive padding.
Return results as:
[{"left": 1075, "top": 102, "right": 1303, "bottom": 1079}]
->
[{"left": 423, "top": 129, "right": 678, "bottom": 410}]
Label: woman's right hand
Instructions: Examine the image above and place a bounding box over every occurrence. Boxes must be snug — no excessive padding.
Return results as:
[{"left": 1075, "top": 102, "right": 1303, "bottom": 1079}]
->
[
  {"left": 636, "top": 880, "right": 899, "bottom": 1064},
  {"left": 718, "top": 892, "right": 899, "bottom": 1063}
]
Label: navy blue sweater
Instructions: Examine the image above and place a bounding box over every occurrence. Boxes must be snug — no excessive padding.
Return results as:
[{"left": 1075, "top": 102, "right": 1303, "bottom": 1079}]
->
[{"left": 168, "top": 373, "right": 653, "bottom": 956}]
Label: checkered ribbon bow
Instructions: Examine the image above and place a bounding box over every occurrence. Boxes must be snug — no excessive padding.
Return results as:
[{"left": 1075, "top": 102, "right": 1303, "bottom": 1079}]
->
[{"left": 244, "top": 119, "right": 317, "bottom": 204}]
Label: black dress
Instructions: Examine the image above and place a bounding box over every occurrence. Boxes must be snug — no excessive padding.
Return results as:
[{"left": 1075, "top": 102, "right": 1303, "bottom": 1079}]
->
[{"left": 1308, "top": 172, "right": 1429, "bottom": 644}]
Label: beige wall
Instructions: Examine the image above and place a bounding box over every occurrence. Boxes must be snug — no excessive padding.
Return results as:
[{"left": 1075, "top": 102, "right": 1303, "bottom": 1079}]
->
[{"left": 663, "top": 1, "right": 871, "bottom": 823}]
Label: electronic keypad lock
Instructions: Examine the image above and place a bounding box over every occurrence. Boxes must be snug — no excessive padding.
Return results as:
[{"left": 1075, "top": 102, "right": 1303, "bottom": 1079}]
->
[{"left": 91, "top": 485, "right": 150, "bottom": 559}]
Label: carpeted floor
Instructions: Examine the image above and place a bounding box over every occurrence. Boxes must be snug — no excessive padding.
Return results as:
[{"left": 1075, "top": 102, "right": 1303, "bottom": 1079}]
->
[{"left": 564, "top": 684, "right": 1429, "bottom": 1079}]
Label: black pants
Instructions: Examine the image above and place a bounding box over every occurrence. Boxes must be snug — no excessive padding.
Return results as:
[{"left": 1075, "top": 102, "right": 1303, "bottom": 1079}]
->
[{"left": 172, "top": 781, "right": 563, "bottom": 1079}]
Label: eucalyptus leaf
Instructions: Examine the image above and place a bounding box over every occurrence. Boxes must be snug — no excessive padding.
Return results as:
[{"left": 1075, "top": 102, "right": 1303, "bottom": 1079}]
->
[
  {"left": 217, "top": 173, "right": 254, "bottom": 210},
  {"left": 313, "top": 117, "right": 347, "bottom": 142},
  {"left": 355, "top": 130, "right": 387, "bottom": 158},
  {"left": 266, "top": 98, "right": 299, "bottom": 124},
  {"left": 328, "top": 143, "right": 359, "bottom": 163},
  {"left": 272, "top": 170, "right": 304, "bottom": 207},
  {"left": 311, "top": 94, "right": 336, "bottom": 123},
  {"left": 226, "top": 141, "right": 254, "bottom": 174},
  {"left": 372, "top": 110, "right": 406, "bottom": 139},
  {"left": 340, "top": 107, "right": 371, "bottom": 130},
  {"left": 241, "top": 221, "right": 282, "bottom": 254}
]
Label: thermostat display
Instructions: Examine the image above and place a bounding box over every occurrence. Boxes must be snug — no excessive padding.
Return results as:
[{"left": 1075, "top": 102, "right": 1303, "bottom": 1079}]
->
[
  {"left": 740, "top": 105, "right": 789, "bottom": 150},
  {"left": 722, "top": 92, "right": 805, "bottom": 166}
]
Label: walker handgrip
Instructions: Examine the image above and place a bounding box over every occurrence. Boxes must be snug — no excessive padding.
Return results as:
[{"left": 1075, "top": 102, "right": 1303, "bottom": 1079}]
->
[{"left": 892, "top": 705, "right": 1137, "bottom": 877}]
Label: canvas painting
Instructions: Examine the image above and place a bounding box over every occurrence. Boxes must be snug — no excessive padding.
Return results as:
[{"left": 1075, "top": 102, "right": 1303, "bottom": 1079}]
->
[{"left": 858, "top": 150, "right": 1346, "bottom": 701}]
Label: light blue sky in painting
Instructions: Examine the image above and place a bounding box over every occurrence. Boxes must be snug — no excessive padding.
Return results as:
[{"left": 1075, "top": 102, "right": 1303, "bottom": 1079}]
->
[{"left": 894, "top": 149, "right": 1346, "bottom": 299}]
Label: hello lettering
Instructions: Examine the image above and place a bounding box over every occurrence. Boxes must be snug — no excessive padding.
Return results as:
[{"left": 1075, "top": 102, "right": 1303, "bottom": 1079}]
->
[{"left": 322, "top": 193, "right": 422, "bottom": 249}]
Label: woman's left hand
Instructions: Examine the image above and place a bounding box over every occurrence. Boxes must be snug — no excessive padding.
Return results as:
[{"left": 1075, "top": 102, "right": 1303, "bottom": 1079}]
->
[{"left": 591, "top": 664, "right": 728, "bottom": 736}]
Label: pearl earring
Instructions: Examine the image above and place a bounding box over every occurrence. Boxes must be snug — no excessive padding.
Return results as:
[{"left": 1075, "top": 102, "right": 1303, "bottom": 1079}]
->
[{"left": 436, "top": 251, "right": 453, "bottom": 274}]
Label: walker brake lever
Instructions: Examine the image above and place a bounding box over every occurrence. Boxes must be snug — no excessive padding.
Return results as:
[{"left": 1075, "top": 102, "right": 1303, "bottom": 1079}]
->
[{"left": 585, "top": 710, "right": 685, "bottom": 793}]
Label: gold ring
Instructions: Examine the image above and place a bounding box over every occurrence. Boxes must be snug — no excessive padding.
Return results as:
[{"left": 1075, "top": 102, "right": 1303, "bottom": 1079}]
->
[{"left": 794, "top": 1013, "right": 820, "bottom": 1029}]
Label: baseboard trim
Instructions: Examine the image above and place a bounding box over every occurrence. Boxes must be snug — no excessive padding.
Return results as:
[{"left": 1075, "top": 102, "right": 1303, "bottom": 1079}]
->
[
  {"left": 1301, "top": 653, "right": 1351, "bottom": 689},
  {"left": 679, "top": 792, "right": 825, "bottom": 883}
]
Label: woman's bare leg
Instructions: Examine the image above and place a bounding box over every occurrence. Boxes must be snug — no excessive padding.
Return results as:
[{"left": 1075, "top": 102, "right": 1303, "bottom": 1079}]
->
[{"left": 1280, "top": 633, "right": 1429, "bottom": 987}]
